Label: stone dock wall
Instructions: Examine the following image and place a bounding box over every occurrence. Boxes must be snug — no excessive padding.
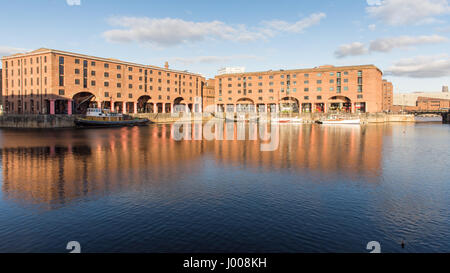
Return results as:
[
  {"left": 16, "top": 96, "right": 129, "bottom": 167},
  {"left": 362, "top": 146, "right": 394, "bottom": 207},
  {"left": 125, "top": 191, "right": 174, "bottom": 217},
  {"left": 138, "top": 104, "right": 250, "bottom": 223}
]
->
[
  {"left": 0, "top": 115, "right": 77, "bottom": 128},
  {"left": 0, "top": 113, "right": 417, "bottom": 128}
]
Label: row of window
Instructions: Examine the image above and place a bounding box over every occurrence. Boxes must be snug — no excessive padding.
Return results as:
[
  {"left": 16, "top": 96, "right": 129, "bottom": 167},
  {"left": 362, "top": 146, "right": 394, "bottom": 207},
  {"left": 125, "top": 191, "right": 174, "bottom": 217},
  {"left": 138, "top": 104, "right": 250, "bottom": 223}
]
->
[
  {"left": 220, "top": 71, "right": 358, "bottom": 82},
  {"left": 219, "top": 85, "right": 360, "bottom": 95},
  {"left": 73, "top": 58, "right": 194, "bottom": 79},
  {"left": 221, "top": 78, "right": 353, "bottom": 88},
  {"left": 6, "top": 66, "right": 48, "bottom": 77},
  {"left": 4, "top": 56, "right": 48, "bottom": 68},
  {"left": 218, "top": 95, "right": 364, "bottom": 102}
]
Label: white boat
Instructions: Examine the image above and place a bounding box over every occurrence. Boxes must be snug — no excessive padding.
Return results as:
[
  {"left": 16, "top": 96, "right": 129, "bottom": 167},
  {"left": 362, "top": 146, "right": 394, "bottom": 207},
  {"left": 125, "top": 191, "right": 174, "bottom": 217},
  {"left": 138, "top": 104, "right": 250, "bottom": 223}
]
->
[
  {"left": 321, "top": 118, "right": 361, "bottom": 125},
  {"left": 271, "top": 117, "right": 304, "bottom": 124}
]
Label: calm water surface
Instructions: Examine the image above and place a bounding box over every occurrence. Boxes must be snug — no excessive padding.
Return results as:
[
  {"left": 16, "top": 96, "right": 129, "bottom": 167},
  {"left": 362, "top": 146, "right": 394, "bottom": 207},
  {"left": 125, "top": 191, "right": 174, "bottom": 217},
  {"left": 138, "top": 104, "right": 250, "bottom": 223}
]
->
[{"left": 0, "top": 122, "right": 449, "bottom": 253}]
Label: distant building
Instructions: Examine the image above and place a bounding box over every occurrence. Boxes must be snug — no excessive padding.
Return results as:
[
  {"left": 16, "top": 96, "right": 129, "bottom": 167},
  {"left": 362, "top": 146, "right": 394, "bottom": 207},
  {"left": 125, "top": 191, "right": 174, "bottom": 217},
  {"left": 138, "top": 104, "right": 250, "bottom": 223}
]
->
[
  {"left": 217, "top": 67, "right": 245, "bottom": 75},
  {"left": 443, "top": 86, "right": 449, "bottom": 93},
  {"left": 416, "top": 97, "right": 450, "bottom": 111},
  {"left": 382, "top": 80, "right": 393, "bottom": 112},
  {"left": 394, "top": 91, "right": 450, "bottom": 107}
]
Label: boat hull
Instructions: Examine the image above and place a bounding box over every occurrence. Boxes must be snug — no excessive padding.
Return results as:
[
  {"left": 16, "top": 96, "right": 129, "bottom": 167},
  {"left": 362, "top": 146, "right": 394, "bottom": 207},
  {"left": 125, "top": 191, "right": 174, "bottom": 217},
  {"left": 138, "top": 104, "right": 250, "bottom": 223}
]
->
[
  {"left": 75, "top": 118, "right": 150, "bottom": 128},
  {"left": 271, "top": 118, "right": 303, "bottom": 124},
  {"left": 321, "top": 119, "right": 361, "bottom": 125}
]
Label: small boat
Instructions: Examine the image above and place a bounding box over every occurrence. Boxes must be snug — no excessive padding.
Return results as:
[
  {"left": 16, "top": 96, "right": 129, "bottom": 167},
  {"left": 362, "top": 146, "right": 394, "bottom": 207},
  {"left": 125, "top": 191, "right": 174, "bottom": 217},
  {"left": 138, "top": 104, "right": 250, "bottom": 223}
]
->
[
  {"left": 319, "top": 118, "right": 361, "bottom": 125},
  {"left": 75, "top": 108, "right": 150, "bottom": 128},
  {"left": 271, "top": 117, "right": 303, "bottom": 124}
]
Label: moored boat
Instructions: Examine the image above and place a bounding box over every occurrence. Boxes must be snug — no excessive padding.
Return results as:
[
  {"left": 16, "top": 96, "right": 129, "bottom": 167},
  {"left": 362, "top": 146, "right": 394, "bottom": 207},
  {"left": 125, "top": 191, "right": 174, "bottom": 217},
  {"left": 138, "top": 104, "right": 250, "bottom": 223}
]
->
[
  {"left": 271, "top": 117, "right": 303, "bottom": 124},
  {"left": 75, "top": 108, "right": 150, "bottom": 128},
  {"left": 319, "top": 118, "right": 361, "bottom": 125}
]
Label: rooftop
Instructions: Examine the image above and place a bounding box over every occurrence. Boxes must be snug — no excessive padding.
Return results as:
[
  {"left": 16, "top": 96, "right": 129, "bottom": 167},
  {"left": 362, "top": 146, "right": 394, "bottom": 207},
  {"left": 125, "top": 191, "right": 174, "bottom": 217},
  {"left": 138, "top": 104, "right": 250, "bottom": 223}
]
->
[
  {"left": 2, "top": 48, "right": 203, "bottom": 77},
  {"left": 215, "top": 64, "right": 382, "bottom": 77}
]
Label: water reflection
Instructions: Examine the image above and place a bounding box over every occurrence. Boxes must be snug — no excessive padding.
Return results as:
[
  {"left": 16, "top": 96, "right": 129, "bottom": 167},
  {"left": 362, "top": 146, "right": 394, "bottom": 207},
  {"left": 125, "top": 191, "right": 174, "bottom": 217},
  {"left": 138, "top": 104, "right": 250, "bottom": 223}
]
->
[{"left": 0, "top": 123, "right": 385, "bottom": 208}]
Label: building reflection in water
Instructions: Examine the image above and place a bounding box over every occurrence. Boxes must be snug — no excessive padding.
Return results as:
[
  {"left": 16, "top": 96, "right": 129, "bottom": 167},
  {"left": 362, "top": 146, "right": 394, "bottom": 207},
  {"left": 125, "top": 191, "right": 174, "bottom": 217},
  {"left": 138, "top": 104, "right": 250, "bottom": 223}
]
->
[{"left": 0, "top": 122, "right": 384, "bottom": 208}]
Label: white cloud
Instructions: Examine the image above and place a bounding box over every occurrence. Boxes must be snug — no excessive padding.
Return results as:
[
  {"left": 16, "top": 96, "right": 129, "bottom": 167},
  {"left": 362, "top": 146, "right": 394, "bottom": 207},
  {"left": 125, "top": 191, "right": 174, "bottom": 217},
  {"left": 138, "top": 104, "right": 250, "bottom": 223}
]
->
[
  {"left": 103, "top": 13, "right": 326, "bottom": 47},
  {"left": 0, "top": 46, "right": 28, "bottom": 57},
  {"left": 66, "top": 0, "right": 81, "bottom": 6},
  {"left": 334, "top": 42, "right": 369, "bottom": 58},
  {"left": 385, "top": 54, "right": 450, "bottom": 78},
  {"left": 262, "top": 13, "right": 327, "bottom": 35},
  {"left": 369, "top": 35, "right": 448, "bottom": 52},
  {"left": 335, "top": 34, "right": 448, "bottom": 58},
  {"left": 171, "top": 55, "right": 260, "bottom": 65},
  {"left": 366, "top": 0, "right": 450, "bottom": 26},
  {"left": 368, "top": 24, "right": 377, "bottom": 31}
]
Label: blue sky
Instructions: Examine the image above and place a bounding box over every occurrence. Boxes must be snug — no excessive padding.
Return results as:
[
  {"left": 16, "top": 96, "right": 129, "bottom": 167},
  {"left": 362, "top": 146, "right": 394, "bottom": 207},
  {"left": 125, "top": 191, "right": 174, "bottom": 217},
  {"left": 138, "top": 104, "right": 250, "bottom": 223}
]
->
[{"left": 1, "top": 0, "right": 449, "bottom": 93}]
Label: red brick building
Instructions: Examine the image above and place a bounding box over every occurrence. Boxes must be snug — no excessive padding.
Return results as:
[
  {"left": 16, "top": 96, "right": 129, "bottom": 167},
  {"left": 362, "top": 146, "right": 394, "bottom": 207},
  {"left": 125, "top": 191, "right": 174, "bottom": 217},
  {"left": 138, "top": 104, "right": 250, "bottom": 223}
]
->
[
  {"left": 1, "top": 48, "right": 206, "bottom": 115},
  {"left": 416, "top": 97, "right": 450, "bottom": 111},
  {"left": 382, "top": 80, "right": 393, "bottom": 112},
  {"left": 215, "top": 65, "right": 385, "bottom": 113}
]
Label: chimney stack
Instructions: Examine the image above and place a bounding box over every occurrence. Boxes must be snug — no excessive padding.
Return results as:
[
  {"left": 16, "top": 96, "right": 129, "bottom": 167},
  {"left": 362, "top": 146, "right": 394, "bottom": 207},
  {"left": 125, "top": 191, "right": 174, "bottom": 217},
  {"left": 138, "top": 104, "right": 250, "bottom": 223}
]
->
[{"left": 164, "top": 61, "right": 169, "bottom": 69}]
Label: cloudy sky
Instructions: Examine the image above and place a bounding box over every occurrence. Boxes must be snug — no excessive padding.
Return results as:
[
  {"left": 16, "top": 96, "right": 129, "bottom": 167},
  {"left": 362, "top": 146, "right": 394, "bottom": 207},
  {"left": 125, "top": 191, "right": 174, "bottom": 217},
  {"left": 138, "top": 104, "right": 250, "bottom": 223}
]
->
[{"left": 1, "top": 0, "right": 450, "bottom": 93}]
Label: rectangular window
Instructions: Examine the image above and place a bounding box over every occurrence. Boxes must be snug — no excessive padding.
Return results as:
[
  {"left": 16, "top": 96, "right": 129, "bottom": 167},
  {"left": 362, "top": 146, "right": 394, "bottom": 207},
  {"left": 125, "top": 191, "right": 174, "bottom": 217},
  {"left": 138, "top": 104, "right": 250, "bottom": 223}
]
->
[
  {"left": 128, "top": 93, "right": 133, "bottom": 99},
  {"left": 129, "top": 84, "right": 133, "bottom": 89},
  {"left": 317, "top": 80, "right": 322, "bottom": 84},
  {"left": 75, "top": 59, "right": 80, "bottom": 64},
  {"left": 117, "top": 83, "right": 122, "bottom": 88},
  {"left": 104, "top": 63, "right": 109, "bottom": 68},
  {"left": 75, "top": 79, "right": 80, "bottom": 85},
  {"left": 317, "top": 87, "right": 322, "bottom": 91},
  {"left": 59, "top": 89, "right": 65, "bottom": 95},
  {"left": 117, "top": 74, "right": 122, "bottom": 78},
  {"left": 104, "top": 82, "right": 109, "bottom": 87},
  {"left": 317, "top": 96, "right": 322, "bottom": 100},
  {"left": 117, "top": 93, "right": 121, "bottom": 98},
  {"left": 91, "top": 71, "right": 96, "bottom": 76},
  {"left": 75, "top": 69, "right": 80, "bottom": 74},
  {"left": 59, "top": 57, "right": 64, "bottom": 65},
  {"left": 104, "top": 92, "right": 109, "bottom": 98},
  {"left": 357, "top": 94, "right": 363, "bottom": 99},
  {"left": 91, "top": 61, "right": 96, "bottom": 66},
  {"left": 304, "top": 96, "right": 309, "bottom": 100},
  {"left": 91, "top": 80, "right": 96, "bottom": 86},
  {"left": 59, "top": 76, "right": 64, "bottom": 86},
  {"left": 104, "top": 72, "right": 109, "bottom": 77}
]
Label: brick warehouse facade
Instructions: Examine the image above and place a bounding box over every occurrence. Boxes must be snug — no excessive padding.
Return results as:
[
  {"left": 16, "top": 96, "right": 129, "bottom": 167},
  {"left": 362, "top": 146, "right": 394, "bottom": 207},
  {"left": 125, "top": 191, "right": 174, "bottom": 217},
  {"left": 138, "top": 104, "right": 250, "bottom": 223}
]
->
[
  {"left": 1, "top": 48, "right": 206, "bottom": 115},
  {"left": 0, "top": 68, "right": 3, "bottom": 108},
  {"left": 382, "top": 80, "right": 393, "bottom": 112},
  {"left": 214, "top": 65, "right": 389, "bottom": 113}
]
